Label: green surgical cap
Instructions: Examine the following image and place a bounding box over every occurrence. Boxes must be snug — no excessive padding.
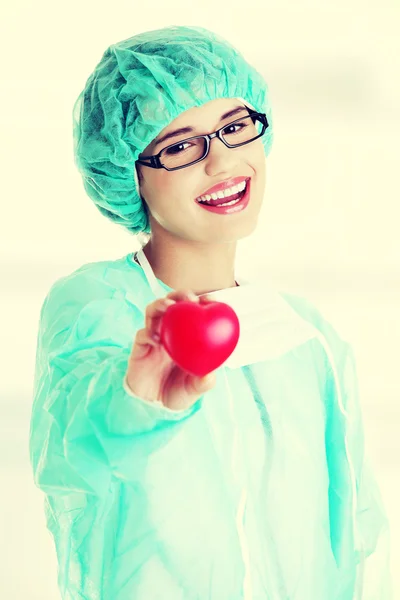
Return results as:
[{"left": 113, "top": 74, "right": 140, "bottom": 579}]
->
[{"left": 72, "top": 25, "right": 274, "bottom": 235}]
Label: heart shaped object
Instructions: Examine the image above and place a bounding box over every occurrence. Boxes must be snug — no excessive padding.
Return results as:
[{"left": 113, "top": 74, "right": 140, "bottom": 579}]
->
[{"left": 160, "top": 300, "right": 240, "bottom": 377}]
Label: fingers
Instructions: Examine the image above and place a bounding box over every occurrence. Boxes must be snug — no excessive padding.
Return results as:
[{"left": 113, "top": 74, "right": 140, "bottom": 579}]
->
[
  {"left": 188, "top": 370, "right": 216, "bottom": 392},
  {"left": 166, "top": 290, "right": 199, "bottom": 302},
  {"left": 145, "top": 290, "right": 199, "bottom": 338},
  {"left": 144, "top": 298, "right": 174, "bottom": 339},
  {"left": 130, "top": 328, "right": 159, "bottom": 360},
  {"left": 198, "top": 294, "right": 214, "bottom": 303}
]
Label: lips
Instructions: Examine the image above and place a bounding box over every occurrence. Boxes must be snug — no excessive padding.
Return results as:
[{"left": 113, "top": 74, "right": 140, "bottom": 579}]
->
[
  {"left": 197, "top": 176, "right": 250, "bottom": 199},
  {"left": 196, "top": 187, "right": 247, "bottom": 207},
  {"left": 196, "top": 178, "right": 251, "bottom": 214},
  {"left": 195, "top": 178, "right": 250, "bottom": 206}
]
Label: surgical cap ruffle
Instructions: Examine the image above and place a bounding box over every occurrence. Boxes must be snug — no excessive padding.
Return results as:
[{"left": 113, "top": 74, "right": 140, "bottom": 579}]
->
[{"left": 72, "top": 25, "right": 274, "bottom": 235}]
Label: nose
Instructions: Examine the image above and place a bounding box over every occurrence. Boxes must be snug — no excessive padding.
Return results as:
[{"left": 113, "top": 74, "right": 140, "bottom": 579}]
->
[{"left": 203, "top": 135, "right": 240, "bottom": 176}]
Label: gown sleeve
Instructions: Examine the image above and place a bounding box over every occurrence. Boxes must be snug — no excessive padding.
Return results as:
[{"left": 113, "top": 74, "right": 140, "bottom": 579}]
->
[
  {"left": 29, "top": 268, "right": 203, "bottom": 497},
  {"left": 342, "top": 345, "right": 393, "bottom": 599}
]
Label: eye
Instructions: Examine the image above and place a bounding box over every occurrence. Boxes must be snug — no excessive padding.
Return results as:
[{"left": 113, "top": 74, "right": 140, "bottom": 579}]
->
[
  {"left": 165, "top": 142, "right": 192, "bottom": 156},
  {"left": 223, "top": 122, "right": 246, "bottom": 135}
]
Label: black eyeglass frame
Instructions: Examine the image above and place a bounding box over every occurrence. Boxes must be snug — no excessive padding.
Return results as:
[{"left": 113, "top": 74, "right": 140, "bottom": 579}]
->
[{"left": 135, "top": 112, "right": 269, "bottom": 171}]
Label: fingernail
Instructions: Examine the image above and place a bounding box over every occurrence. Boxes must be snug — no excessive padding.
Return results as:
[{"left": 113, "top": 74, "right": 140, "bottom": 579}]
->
[
  {"left": 188, "top": 292, "right": 198, "bottom": 301},
  {"left": 152, "top": 332, "right": 161, "bottom": 342}
]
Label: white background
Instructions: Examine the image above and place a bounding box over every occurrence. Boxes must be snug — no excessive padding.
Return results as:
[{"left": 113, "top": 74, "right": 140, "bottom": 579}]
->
[{"left": 0, "top": 0, "right": 399, "bottom": 597}]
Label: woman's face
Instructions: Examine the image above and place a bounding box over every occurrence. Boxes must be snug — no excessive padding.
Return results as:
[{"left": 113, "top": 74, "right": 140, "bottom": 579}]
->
[{"left": 137, "top": 98, "right": 267, "bottom": 244}]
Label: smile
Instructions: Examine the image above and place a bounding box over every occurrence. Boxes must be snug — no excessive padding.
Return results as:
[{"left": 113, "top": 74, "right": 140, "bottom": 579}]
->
[
  {"left": 196, "top": 179, "right": 248, "bottom": 205},
  {"left": 195, "top": 179, "right": 251, "bottom": 215}
]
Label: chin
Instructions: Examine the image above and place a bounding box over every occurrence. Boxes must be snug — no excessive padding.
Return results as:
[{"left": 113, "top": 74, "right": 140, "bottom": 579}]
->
[{"left": 208, "top": 218, "right": 259, "bottom": 243}]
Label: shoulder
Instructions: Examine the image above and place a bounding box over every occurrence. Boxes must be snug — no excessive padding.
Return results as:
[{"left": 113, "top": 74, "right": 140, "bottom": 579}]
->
[
  {"left": 42, "top": 255, "right": 140, "bottom": 307},
  {"left": 34, "top": 256, "right": 150, "bottom": 353},
  {"left": 39, "top": 255, "right": 145, "bottom": 331}
]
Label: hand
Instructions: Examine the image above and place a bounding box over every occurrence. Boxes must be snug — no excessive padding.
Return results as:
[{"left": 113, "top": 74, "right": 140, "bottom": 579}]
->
[{"left": 126, "top": 290, "right": 217, "bottom": 410}]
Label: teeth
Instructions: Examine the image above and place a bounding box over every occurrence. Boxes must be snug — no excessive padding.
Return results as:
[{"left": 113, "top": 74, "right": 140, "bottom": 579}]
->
[
  {"left": 199, "top": 194, "right": 243, "bottom": 208},
  {"left": 197, "top": 180, "right": 247, "bottom": 203}
]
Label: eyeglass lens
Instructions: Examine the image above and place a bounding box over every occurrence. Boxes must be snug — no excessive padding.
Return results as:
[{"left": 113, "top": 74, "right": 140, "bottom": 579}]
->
[{"left": 160, "top": 115, "right": 263, "bottom": 169}]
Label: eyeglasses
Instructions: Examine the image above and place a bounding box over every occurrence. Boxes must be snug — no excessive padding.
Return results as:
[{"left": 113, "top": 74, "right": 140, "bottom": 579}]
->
[{"left": 136, "top": 112, "right": 269, "bottom": 172}]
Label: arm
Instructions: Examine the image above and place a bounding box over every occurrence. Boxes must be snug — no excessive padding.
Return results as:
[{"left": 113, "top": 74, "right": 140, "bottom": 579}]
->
[{"left": 29, "top": 273, "right": 203, "bottom": 497}]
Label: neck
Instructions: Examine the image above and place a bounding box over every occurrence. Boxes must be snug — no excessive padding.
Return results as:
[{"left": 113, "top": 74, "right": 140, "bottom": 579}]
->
[{"left": 142, "top": 235, "right": 238, "bottom": 296}]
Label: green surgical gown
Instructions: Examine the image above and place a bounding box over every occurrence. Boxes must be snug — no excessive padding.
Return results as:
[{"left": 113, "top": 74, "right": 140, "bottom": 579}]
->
[{"left": 29, "top": 251, "right": 392, "bottom": 599}]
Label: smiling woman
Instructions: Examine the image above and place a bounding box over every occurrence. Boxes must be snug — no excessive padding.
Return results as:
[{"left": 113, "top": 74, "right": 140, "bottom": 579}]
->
[{"left": 29, "top": 23, "right": 392, "bottom": 600}]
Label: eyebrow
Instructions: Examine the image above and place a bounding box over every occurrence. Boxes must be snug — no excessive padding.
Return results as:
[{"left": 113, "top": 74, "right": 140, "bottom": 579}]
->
[{"left": 153, "top": 106, "right": 249, "bottom": 148}]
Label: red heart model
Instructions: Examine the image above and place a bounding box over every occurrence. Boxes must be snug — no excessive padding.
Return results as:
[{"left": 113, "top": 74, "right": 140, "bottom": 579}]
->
[{"left": 160, "top": 300, "right": 240, "bottom": 377}]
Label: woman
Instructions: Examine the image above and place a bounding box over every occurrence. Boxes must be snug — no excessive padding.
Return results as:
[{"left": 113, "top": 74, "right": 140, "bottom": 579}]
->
[{"left": 29, "top": 25, "right": 392, "bottom": 599}]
